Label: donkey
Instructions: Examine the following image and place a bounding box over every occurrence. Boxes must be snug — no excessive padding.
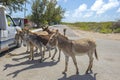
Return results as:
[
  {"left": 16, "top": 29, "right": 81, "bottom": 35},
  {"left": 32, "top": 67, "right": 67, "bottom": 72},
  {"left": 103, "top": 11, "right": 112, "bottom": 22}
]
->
[
  {"left": 22, "top": 29, "right": 47, "bottom": 61},
  {"left": 42, "top": 26, "right": 67, "bottom": 61},
  {"left": 42, "top": 26, "right": 59, "bottom": 60},
  {"left": 22, "top": 28, "right": 57, "bottom": 62},
  {"left": 15, "top": 29, "right": 23, "bottom": 47},
  {"left": 46, "top": 30, "right": 98, "bottom": 74},
  {"left": 18, "top": 27, "right": 38, "bottom": 53}
]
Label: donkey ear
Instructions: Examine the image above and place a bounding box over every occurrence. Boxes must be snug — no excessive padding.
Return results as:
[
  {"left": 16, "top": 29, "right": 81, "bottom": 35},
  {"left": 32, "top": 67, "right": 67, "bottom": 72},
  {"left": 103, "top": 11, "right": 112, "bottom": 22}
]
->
[
  {"left": 55, "top": 29, "right": 59, "bottom": 36},
  {"left": 41, "top": 25, "right": 45, "bottom": 30},
  {"left": 55, "top": 29, "right": 59, "bottom": 33},
  {"left": 46, "top": 25, "right": 48, "bottom": 29}
]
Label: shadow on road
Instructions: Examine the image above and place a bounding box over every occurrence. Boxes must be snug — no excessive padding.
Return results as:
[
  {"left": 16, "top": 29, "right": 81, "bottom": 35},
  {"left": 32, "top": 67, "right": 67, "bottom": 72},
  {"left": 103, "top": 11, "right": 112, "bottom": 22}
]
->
[
  {"left": 58, "top": 73, "right": 97, "bottom": 80},
  {"left": 0, "top": 47, "right": 27, "bottom": 57},
  {"left": 3, "top": 59, "right": 59, "bottom": 78},
  {"left": 11, "top": 52, "right": 40, "bottom": 62},
  {"left": 0, "top": 47, "right": 17, "bottom": 57}
]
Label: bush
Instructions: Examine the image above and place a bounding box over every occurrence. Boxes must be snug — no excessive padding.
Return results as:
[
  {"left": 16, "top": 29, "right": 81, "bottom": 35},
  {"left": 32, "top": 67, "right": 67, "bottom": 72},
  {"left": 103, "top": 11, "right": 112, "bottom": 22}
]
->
[
  {"left": 114, "top": 28, "right": 120, "bottom": 33},
  {"left": 62, "top": 22, "right": 114, "bottom": 33}
]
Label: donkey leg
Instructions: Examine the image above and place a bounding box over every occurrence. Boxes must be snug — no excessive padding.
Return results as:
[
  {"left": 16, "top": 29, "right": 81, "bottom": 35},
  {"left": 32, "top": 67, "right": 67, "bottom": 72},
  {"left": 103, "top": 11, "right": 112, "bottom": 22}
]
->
[
  {"left": 35, "top": 47, "right": 38, "bottom": 54},
  {"left": 58, "top": 49, "right": 61, "bottom": 61},
  {"left": 30, "top": 44, "right": 34, "bottom": 60},
  {"left": 39, "top": 46, "right": 43, "bottom": 62},
  {"left": 40, "top": 46, "right": 45, "bottom": 62},
  {"left": 48, "top": 49, "right": 51, "bottom": 57},
  {"left": 86, "top": 52, "right": 94, "bottom": 74},
  {"left": 39, "top": 46, "right": 44, "bottom": 62},
  {"left": 89, "top": 58, "right": 94, "bottom": 73},
  {"left": 26, "top": 45, "right": 29, "bottom": 53},
  {"left": 51, "top": 48, "right": 57, "bottom": 60},
  {"left": 89, "top": 50, "right": 94, "bottom": 73},
  {"left": 72, "top": 56, "right": 79, "bottom": 74},
  {"left": 42, "top": 47, "right": 46, "bottom": 61},
  {"left": 62, "top": 56, "right": 69, "bottom": 74},
  {"left": 26, "top": 42, "right": 30, "bottom": 53}
]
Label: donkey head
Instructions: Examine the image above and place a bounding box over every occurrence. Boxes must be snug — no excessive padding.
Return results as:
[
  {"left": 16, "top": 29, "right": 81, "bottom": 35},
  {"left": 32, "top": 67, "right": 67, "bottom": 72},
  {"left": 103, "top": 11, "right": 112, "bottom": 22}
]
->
[
  {"left": 42, "top": 25, "right": 49, "bottom": 31},
  {"left": 46, "top": 30, "right": 59, "bottom": 48},
  {"left": 21, "top": 27, "right": 31, "bottom": 47}
]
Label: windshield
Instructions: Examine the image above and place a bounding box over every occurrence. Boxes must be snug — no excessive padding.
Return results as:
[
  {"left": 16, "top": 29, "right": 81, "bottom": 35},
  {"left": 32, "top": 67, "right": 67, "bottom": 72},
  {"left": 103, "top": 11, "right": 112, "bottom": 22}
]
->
[
  {"left": 13, "top": 18, "right": 21, "bottom": 26},
  {"left": 6, "top": 15, "right": 16, "bottom": 26}
]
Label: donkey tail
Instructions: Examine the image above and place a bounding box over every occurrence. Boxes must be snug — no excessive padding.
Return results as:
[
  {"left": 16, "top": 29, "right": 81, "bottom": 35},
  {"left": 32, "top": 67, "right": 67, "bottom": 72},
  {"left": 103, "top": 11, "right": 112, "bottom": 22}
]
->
[{"left": 95, "top": 48, "right": 98, "bottom": 60}]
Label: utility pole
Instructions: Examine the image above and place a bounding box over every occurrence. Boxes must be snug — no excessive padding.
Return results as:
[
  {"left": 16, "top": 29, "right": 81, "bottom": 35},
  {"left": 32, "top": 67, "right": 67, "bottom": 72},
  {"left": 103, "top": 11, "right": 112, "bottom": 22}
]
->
[{"left": 24, "top": 2, "right": 26, "bottom": 18}]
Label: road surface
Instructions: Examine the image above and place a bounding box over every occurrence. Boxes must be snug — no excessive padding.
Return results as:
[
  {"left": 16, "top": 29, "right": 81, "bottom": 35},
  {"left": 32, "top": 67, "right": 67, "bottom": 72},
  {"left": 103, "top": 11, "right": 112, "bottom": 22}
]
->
[{"left": 0, "top": 25, "right": 120, "bottom": 80}]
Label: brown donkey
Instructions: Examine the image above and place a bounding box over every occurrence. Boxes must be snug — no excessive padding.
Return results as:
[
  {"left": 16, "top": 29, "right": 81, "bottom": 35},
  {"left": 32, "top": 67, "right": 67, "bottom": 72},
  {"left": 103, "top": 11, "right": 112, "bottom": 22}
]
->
[
  {"left": 46, "top": 30, "right": 98, "bottom": 74},
  {"left": 42, "top": 26, "right": 59, "bottom": 60}
]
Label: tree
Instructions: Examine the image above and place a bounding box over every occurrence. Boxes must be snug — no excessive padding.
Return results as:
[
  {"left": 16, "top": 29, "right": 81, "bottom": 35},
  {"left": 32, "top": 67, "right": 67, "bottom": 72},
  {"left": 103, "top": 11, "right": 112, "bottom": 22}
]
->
[
  {"left": 51, "top": 6, "right": 65, "bottom": 24},
  {"left": 31, "top": 0, "right": 47, "bottom": 28},
  {"left": 45, "top": 0, "right": 65, "bottom": 25},
  {"left": 0, "top": 0, "right": 28, "bottom": 14},
  {"left": 44, "top": 0, "right": 56, "bottom": 25},
  {"left": 30, "top": 0, "right": 65, "bottom": 28}
]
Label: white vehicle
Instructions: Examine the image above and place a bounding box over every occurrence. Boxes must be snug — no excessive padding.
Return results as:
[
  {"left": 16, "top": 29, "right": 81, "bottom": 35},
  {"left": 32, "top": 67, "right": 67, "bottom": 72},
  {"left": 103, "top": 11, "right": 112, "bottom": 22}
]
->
[
  {"left": 0, "top": 5, "right": 21, "bottom": 53},
  {"left": 13, "top": 18, "right": 28, "bottom": 28}
]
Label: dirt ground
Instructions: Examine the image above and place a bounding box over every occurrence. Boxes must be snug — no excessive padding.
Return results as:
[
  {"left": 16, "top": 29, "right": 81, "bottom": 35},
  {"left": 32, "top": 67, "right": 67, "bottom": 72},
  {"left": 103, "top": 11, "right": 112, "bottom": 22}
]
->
[{"left": 75, "top": 29, "right": 120, "bottom": 40}]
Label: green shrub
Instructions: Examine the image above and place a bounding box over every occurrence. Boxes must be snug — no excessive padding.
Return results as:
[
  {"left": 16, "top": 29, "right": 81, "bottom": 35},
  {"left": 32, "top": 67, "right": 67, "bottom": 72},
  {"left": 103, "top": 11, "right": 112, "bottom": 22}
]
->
[
  {"left": 114, "top": 28, "right": 120, "bottom": 33},
  {"left": 62, "top": 22, "right": 114, "bottom": 33}
]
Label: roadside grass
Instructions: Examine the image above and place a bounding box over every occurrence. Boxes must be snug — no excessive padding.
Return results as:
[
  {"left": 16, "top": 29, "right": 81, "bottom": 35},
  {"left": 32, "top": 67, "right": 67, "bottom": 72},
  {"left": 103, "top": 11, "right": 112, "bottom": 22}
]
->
[{"left": 62, "top": 22, "right": 120, "bottom": 33}]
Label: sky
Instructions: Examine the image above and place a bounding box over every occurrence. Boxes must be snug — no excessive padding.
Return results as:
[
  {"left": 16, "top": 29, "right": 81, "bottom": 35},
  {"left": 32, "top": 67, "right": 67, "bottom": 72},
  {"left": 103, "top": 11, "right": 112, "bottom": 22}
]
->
[{"left": 12, "top": 0, "right": 120, "bottom": 22}]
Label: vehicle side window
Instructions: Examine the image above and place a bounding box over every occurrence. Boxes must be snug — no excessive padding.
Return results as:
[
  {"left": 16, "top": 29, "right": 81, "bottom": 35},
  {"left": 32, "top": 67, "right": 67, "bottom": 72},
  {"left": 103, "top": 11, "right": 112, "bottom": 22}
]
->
[{"left": 6, "top": 15, "right": 14, "bottom": 27}]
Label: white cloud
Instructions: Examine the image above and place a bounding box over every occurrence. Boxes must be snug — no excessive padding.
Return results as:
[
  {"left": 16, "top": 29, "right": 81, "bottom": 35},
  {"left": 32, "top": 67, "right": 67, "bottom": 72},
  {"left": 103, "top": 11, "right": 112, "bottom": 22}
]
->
[
  {"left": 83, "top": 12, "right": 93, "bottom": 18},
  {"left": 55, "top": 4, "right": 59, "bottom": 8},
  {"left": 64, "top": 11, "right": 70, "bottom": 17},
  {"left": 91, "top": 0, "right": 120, "bottom": 14},
  {"left": 91, "top": 0, "right": 104, "bottom": 11},
  {"left": 117, "top": 8, "right": 120, "bottom": 13},
  {"left": 63, "top": 0, "right": 120, "bottom": 22},
  {"left": 97, "top": 0, "right": 119, "bottom": 14},
  {"left": 72, "top": 4, "right": 87, "bottom": 17},
  {"left": 77, "top": 4, "right": 87, "bottom": 12}
]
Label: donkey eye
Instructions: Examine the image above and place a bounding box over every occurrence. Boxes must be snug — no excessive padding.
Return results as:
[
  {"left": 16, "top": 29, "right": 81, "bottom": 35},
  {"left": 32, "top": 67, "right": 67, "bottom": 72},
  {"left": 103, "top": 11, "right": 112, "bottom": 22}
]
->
[{"left": 50, "top": 38, "right": 53, "bottom": 41}]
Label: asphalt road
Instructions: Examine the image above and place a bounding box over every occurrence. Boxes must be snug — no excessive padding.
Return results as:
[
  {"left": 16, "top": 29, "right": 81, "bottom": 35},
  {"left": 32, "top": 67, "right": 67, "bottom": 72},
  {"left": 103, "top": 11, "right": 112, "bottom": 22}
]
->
[{"left": 0, "top": 25, "right": 120, "bottom": 80}]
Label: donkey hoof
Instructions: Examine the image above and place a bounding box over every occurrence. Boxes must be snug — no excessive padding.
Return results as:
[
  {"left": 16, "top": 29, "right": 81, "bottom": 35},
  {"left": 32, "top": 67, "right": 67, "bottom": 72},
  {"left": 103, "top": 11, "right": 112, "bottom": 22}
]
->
[
  {"left": 39, "top": 60, "right": 42, "bottom": 63},
  {"left": 62, "top": 71, "right": 66, "bottom": 74},
  {"left": 31, "top": 58, "right": 34, "bottom": 60},
  {"left": 58, "top": 58, "right": 60, "bottom": 61},
  {"left": 28, "top": 57, "right": 31, "bottom": 60},
  {"left": 39, "top": 59, "right": 43, "bottom": 63},
  {"left": 51, "top": 58, "right": 54, "bottom": 60},
  {"left": 85, "top": 71, "right": 89, "bottom": 74},
  {"left": 26, "top": 51, "right": 29, "bottom": 53},
  {"left": 90, "top": 70, "right": 93, "bottom": 73},
  {"left": 76, "top": 71, "right": 79, "bottom": 75}
]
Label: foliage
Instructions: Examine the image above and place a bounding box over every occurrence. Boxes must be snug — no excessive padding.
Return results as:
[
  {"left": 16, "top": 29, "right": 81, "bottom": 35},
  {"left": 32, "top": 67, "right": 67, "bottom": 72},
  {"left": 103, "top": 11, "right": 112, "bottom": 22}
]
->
[
  {"left": 31, "top": 0, "right": 47, "bottom": 28},
  {"left": 45, "top": 0, "right": 64, "bottom": 25},
  {"left": 0, "top": 0, "right": 28, "bottom": 14},
  {"left": 62, "top": 21, "right": 120, "bottom": 33},
  {"left": 111, "top": 20, "right": 120, "bottom": 32},
  {"left": 29, "top": 0, "right": 65, "bottom": 28}
]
